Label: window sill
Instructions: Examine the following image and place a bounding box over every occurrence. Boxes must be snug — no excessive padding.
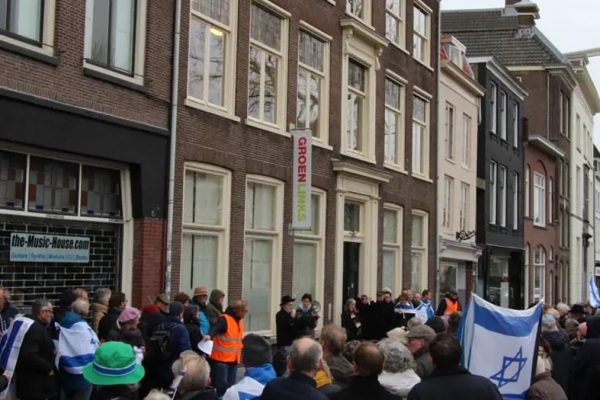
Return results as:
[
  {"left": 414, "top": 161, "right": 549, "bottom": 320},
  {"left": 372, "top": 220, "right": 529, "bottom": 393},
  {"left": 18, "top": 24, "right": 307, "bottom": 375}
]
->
[
  {"left": 83, "top": 64, "right": 147, "bottom": 94},
  {"left": 313, "top": 140, "right": 333, "bottom": 151},
  {"left": 445, "top": 157, "right": 456, "bottom": 165},
  {"left": 341, "top": 149, "right": 376, "bottom": 165},
  {"left": 411, "top": 172, "right": 433, "bottom": 183},
  {"left": 384, "top": 162, "right": 408, "bottom": 175},
  {"left": 414, "top": 57, "right": 434, "bottom": 72},
  {"left": 389, "top": 41, "right": 409, "bottom": 56},
  {"left": 0, "top": 36, "right": 59, "bottom": 66},
  {"left": 245, "top": 118, "right": 290, "bottom": 138},
  {"left": 344, "top": 13, "right": 375, "bottom": 31},
  {"left": 323, "top": 0, "right": 336, "bottom": 5},
  {"left": 533, "top": 223, "right": 547, "bottom": 229},
  {"left": 184, "top": 98, "right": 241, "bottom": 123},
  {"left": 461, "top": 164, "right": 471, "bottom": 171}
]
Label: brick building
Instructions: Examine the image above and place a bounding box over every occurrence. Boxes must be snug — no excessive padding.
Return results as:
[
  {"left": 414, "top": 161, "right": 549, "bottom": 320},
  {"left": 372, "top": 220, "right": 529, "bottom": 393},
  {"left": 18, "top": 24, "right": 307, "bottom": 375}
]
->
[
  {"left": 0, "top": 0, "right": 173, "bottom": 307},
  {"left": 171, "top": 0, "right": 439, "bottom": 333}
]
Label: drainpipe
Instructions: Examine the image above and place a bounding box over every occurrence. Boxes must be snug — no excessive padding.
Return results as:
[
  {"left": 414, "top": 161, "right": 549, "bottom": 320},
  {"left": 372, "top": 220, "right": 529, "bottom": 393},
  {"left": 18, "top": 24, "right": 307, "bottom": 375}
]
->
[
  {"left": 165, "top": 0, "right": 182, "bottom": 298},
  {"left": 434, "top": 3, "right": 442, "bottom": 305}
]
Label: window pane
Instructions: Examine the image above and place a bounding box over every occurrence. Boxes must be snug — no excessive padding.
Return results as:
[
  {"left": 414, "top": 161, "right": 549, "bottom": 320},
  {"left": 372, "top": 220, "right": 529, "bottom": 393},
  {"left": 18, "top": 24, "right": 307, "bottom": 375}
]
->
[
  {"left": 182, "top": 234, "right": 218, "bottom": 293},
  {"left": 413, "top": 97, "right": 426, "bottom": 122},
  {"left": 414, "top": 7, "right": 426, "bottom": 34},
  {"left": 91, "top": 0, "right": 110, "bottom": 65},
  {"left": 247, "top": 46, "right": 261, "bottom": 119},
  {"left": 292, "top": 242, "right": 317, "bottom": 301},
  {"left": 309, "top": 74, "right": 321, "bottom": 138},
  {"left": 346, "top": 0, "right": 364, "bottom": 18},
  {"left": 410, "top": 251, "right": 422, "bottom": 292},
  {"left": 110, "top": 0, "right": 135, "bottom": 72},
  {"left": 348, "top": 93, "right": 363, "bottom": 151},
  {"left": 0, "top": 150, "right": 26, "bottom": 210},
  {"left": 384, "top": 109, "right": 397, "bottom": 163},
  {"left": 310, "top": 194, "right": 320, "bottom": 235},
  {"left": 412, "top": 124, "right": 424, "bottom": 173},
  {"left": 192, "top": 0, "right": 230, "bottom": 25},
  {"left": 264, "top": 53, "right": 278, "bottom": 123},
  {"left": 297, "top": 71, "right": 307, "bottom": 129},
  {"left": 299, "top": 31, "right": 324, "bottom": 72},
  {"left": 188, "top": 18, "right": 207, "bottom": 100},
  {"left": 81, "top": 166, "right": 122, "bottom": 218},
  {"left": 382, "top": 249, "right": 396, "bottom": 291},
  {"left": 344, "top": 202, "right": 360, "bottom": 232},
  {"left": 348, "top": 60, "right": 365, "bottom": 92},
  {"left": 383, "top": 209, "right": 397, "bottom": 243},
  {"left": 412, "top": 214, "right": 423, "bottom": 247},
  {"left": 385, "top": 80, "right": 401, "bottom": 109},
  {"left": 184, "top": 170, "right": 223, "bottom": 225},
  {"left": 385, "top": 15, "right": 398, "bottom": 43},
  {"left": 243, "top": 238, "right": 273, "bottom": 332},
  {"left": 28, "top": 157, "right": 79, "bottom": 215},
  {"left": 386, "top": 0, "right": 400, "bottom": 14},
  {"left": 208, "top": 28, "right": 225, "bottom": 105},
  {"left": 9, "top": 0, "right": 42, "bottom": 41},
  {"left": 250, "top": 4, "right": 281, "bottom": 51},
  {"left": 246, "top": 182, "right": 276, "bottom": 231}
]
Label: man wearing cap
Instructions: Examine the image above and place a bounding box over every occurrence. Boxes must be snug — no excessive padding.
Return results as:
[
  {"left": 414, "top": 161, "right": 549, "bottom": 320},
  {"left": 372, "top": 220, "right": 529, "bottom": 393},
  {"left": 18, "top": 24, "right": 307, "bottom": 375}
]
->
[
  {"left": 205, "top": 299, "right": 248, "bottom": 396},
  {"left": 154, "top": 294, "right": 170, "bottom": 315},
  {"left": 191, "top": 287, "right": 210, "bottom": 336},
  {"left": 83, "top": 341, "right": 145, "bottom": 400},
  {"left": 406, "top": 325, "right": 436, "bottom": 379},
  {"left": 435, "top": 289, "right": 462, "bottom": 317},
  {"left": 276, "top": 295, "right": 297, "bottom": 348}
]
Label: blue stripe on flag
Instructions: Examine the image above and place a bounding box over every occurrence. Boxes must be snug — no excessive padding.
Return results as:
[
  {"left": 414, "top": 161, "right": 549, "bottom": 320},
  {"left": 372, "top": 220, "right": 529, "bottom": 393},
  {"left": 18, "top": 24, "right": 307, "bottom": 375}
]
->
[
  {"left": 61, "top": 354, "right": 94, "bottom": 368},
  {"left": 589, "top": 277, "right": 600, "bottom": 308},
  {"left": 473, "top": 300, "right": 542, "bottom": 337},
  {"left": 0, "top": 320, "right": 23, "bottom": 369}
]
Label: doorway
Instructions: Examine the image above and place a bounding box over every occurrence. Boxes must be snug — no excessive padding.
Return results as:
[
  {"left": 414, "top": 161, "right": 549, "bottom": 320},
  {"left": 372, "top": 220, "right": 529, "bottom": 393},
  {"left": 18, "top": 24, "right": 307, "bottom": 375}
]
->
[{"left": 343, "top": 242, "right": 360, "bottom": 301}]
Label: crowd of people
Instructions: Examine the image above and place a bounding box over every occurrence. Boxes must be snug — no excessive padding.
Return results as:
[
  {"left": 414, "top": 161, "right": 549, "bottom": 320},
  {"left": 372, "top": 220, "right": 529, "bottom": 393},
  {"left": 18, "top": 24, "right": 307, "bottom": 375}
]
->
[{"left": 0, "top": 285, "right": 598, "bottom": 400}]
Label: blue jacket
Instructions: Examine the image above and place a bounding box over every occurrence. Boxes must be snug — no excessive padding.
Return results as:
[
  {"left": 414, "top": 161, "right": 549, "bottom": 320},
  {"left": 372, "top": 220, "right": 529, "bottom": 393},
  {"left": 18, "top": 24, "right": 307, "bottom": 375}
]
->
[
  {"left": 58, "top": 311, "right": 91, "bottom": 394},
  {"left": 261, "top": 371, "right": 328, "bottom": 400},
  {"left": 164, "top": 317, "right": 192, "bottom": 360}
]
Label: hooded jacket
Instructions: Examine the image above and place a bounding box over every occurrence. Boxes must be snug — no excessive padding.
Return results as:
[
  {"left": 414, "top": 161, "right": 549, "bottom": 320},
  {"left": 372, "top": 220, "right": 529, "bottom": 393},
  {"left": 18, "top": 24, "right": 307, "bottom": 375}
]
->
[
  {"left": 542, "top": 330, "right": 572, "bottom": 395},
  {"left": 222, "top": 364, "right": 276, "bottom": 400},
  {"left": 573, "top": 316, "right": 600, "bottom": 400},
  {"left": 205, "top": 289, "right": 224, "bottom": 327}
]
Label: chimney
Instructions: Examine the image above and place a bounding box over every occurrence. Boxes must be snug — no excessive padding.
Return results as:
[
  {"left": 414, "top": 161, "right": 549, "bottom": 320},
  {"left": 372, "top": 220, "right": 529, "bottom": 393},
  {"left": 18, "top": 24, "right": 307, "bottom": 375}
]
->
[{"left": 504, "top": 0, "right": 540, "bottom": 25}]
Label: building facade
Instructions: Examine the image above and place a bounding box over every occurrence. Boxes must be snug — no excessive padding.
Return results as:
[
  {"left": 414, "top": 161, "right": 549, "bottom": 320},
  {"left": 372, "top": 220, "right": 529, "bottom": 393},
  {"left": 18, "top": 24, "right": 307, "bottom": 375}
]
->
[
  {"left": 469, "top": 57, "right": 526, "bottom": 308},
  {"left": 438, "top": 35, "right": 484, "bottom": 303},
  {"left": 595, "top": 147, "right": 600, "bottom": 276},
  {"left": 170, "top": 0, "right": 440, "bottom": 334},
  {"left": 0, "top": 0, "right": 173, "bottom": 307}
]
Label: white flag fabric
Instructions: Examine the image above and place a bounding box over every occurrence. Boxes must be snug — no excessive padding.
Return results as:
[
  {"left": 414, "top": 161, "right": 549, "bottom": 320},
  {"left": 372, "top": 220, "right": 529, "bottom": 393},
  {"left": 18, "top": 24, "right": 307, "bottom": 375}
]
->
[
  {"left": 459, "top": 294, "right": 543, "bottom": 400},
  {"left": 0, "top": 316, "right": 34, "bottom": 399},
  {"left": 588, "top": 276, "right": 600, "bottom": 308},
  {"left": 57, "top": 320, "right": 99, "bottom": 374}
]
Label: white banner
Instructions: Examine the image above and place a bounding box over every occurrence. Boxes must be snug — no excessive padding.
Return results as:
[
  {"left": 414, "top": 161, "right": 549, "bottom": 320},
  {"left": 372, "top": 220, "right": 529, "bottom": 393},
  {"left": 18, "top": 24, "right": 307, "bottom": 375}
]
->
[
  {"left": 292, "top": 129, "right": 312, "bottom": 230},
  {"left": 10, "top": 233, "right": 90, "bottom": 263}
]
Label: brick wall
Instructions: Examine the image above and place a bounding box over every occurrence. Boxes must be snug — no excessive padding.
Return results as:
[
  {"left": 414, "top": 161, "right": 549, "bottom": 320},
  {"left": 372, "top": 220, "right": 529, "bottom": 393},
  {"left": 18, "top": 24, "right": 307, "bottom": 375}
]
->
[
  {"left": 132, "top": 218, "right": 166, "bottom": 307},
  {"left": 0, "top": 215, "right": 120, "bottom": 311}
]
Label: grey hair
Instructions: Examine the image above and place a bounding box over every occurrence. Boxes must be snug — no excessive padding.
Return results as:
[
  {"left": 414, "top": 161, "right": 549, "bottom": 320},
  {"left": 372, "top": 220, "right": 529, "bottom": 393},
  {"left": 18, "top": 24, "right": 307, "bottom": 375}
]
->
[
  {"left": 407, "top": 317, "right": 423, "bottom": 330},
  {"left": 290, "top": 338, "right": 323, "bottom": 374},
  {"left": 94, "top": 288, "right": 112, "bottom": 305},
  {"left": 72, "top": 299, "right": 90, "bottom": 316},
  {"left": 377, "top": 338, "right": 415, "bottom": 373},
  {"left": 171, "top": 351, "right": 211, "bottom": 394},
  {"left": 556, "top": 303, "right": 570, "bottom": 316},
  {"left": 31, "top": 298, "right": 51, "bottom": 316}
]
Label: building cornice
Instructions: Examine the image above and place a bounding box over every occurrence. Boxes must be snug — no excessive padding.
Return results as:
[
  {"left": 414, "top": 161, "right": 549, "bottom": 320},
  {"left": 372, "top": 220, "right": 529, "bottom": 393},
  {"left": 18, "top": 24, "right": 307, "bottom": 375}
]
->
[
  {"left": 468, "top": 56, "right": 528, "bottom": 101},
  {"left": 528, "top": 135, "right": 565, "bottom": 159},
  {"left": 332, "top": 159, "right": 392, "bottom": 183},
  {"left": 441, "top": 59, "right": 485, "bottom": 97}
]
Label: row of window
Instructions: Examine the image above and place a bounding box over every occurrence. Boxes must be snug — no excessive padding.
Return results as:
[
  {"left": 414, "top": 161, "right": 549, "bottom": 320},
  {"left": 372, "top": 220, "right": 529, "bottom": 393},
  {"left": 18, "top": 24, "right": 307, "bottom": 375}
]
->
[
  {"left": 0, "top": 150, "right": 123, "bottom": 218},
  {"left": 182, "top": 163, "right": 429, "bottom": 332},
  {"left": 524, "top": 166, "right": 553, "bottom": 227},
  {"left": 489, "top": 81, "right": 519, "bottom": 148},
  {"left": 442, "top": 176, "right": 470, "bottom": 232},
  {"left": 444, "top": 103, "right": 472, "bottom": 168},
  {"left": 489, "top": 161, "right": 519, "bottom": 230},
  {"left": 575, "top": 113, "right": 594, "bottom": 162}
]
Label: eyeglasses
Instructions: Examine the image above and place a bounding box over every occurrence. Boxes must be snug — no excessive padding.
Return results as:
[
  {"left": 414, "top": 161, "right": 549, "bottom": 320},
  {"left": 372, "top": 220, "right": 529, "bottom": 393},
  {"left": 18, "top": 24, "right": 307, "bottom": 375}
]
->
[{"left": 40, "top": 308, "right": 53, "bottom": 313}]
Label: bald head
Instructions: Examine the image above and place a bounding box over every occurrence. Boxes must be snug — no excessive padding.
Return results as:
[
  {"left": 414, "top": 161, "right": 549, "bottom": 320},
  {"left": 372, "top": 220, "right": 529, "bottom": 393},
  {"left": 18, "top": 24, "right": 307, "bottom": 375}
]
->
[
  {"left": 231, "top": 299, "right": 249, "bottom": 319},
  {"left": 354, "top": 342, "right": 385, "bottom": 377},
  {"left": 289, "top": 337, "right": 323, "bottom": 377}
]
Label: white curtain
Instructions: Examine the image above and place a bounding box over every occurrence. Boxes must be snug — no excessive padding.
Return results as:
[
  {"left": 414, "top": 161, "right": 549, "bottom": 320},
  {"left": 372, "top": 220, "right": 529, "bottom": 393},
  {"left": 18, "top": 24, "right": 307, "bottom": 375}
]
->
[
  {"left": 382, "top": 249, "right": 396, "bottom": 292},
  {"left": 13, "top": 0, "right": 41, "bottom": 41},
  {"left": 292, "top": 242, "right": 317, "bottom": 302},
  {"left": 184, "top": 171, "right": 223, "bottom": 225},
  {"left": 181, "top": 234, "right": 218, "bottom": 294},
  {"left": 243, "top": 238, "right": 272, "bottom": 331},
  {"left": 110, "top": 0, "right": 135, "bottom": 72},
  {"left": 246, "top": 183, "right": 275, "bottom": 231}
]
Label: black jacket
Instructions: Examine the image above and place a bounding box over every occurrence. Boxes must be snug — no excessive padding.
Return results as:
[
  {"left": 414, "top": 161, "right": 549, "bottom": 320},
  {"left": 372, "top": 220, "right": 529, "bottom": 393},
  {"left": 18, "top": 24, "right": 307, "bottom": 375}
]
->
[
  {"left": 178, "top": 388, "right": 218, "bottom": 400},
  {"left": 276, "top": 309, "right": 297, "bottom": 347},
  {"left": 15, "top": 316, "right": 58, "bottom": 400},
  {"left": 92, "top": 385, "right": 138, "bottom": 400},
  {"left": 542, "top": 330, "right": 572, "bottom": 396},
  {"left": 407, "top": 367, "right": 502, "bottom": 400},
  {"left": 0, "top": 303, "right": 19, "bottom": 333},
  {"left": 357, "top": 301, "right": 394, "bottom": 340},
  {"left": 330, "top": 375, "right": 401, "bottom": 400},
  {"left": 341, "top": 311, "right": 360, "bottom": 341},
  {"left": 572, "top": 317, "right": 600, "bottom": 400},
  {"left": 262, "top": 371, "right": 329, "bottom": 400},
  {"left": 98, "top": 307, "right": 122, "bottom": 341}
]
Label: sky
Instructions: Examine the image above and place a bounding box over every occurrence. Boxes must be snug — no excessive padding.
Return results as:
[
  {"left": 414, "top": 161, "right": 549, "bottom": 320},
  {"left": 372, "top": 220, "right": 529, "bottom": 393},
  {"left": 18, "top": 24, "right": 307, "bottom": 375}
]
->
[{"left": 441, "top": 0, "right": 600, "bottom": 148}]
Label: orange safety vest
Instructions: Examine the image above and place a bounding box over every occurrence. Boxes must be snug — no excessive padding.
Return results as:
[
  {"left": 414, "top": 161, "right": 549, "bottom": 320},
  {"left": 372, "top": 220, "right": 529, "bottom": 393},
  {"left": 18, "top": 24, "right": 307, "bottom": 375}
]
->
[
  {"left": 211, "top": 314, "right": 244, "bottom": 363},
  {"left": 444, "top": 298, "right": 459, "bottom": 316}
]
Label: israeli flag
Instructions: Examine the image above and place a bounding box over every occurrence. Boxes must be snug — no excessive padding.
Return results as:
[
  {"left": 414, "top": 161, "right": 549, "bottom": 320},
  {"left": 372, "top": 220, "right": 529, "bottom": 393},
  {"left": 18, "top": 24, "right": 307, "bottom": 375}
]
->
[
  {"left": 57, "top": 321, "right": 99, "bottom": 374},
  {"left": 459, "top": 294, "right": 543, "bottom": 400},
  {"left": 589, "top": 276, "right": 600, "bottom": 308},
  {"left": 0, "top": 316, "right": 34, "bottom": 399},
  {"left": 415, "top": 300, "right": 434, "bottom": 322}
]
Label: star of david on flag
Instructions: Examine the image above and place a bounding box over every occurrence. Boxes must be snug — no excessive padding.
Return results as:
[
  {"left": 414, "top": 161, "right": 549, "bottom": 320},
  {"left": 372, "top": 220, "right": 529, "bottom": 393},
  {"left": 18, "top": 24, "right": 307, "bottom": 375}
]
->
[{"left": 458, "top": 294, "right": 543, "bottom": 400}]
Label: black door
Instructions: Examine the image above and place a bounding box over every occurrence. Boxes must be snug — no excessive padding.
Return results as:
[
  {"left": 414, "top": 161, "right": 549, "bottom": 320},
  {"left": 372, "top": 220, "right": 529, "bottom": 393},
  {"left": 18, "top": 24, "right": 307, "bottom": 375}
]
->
[{"left": 343, "top": 242, "right": 360, "bottom": 301}]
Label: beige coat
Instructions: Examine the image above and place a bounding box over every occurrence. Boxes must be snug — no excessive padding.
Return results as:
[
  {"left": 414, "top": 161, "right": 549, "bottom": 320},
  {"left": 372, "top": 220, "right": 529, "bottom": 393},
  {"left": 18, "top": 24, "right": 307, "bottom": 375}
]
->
[{"left": 91, "top": 302, "right": 108, "bottom": 334}]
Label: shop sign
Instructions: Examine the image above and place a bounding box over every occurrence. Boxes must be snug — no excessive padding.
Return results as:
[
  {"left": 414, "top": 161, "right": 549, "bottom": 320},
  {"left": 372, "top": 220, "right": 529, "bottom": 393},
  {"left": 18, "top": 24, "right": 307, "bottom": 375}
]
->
[
  {"left": 292, "top": 129, "right": 312, "bottom": 230},
  {"left": 10, "top": 233, "right": 90, "bottom": 263}
]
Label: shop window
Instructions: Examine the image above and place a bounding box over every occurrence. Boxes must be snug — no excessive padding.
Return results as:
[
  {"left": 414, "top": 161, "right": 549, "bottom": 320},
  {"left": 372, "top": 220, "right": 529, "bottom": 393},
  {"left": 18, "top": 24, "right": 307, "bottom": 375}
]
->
[
  {"left": 0, "top": 150, "right": 26, "bottom": 210},
  {"left": 28, "top": 157, "right": 79, "bottom": 215},
  {"left": 81, "top": 166, "right": 122, "bottom": 217}
]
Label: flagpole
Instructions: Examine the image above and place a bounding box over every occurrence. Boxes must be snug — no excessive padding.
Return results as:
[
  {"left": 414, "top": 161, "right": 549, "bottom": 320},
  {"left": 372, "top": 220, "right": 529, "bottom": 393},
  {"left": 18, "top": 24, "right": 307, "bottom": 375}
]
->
[{"left": 529, "top": 301, "right": 544, "bottom": 387}]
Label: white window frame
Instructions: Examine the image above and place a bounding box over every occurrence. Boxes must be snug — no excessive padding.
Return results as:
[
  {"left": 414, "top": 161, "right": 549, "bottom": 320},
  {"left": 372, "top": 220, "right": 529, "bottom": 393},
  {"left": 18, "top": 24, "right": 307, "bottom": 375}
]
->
[
  {"left": 499, "top": 165, "right": 507, "bottom": 227},
  {"left": 410, "top": 209, "right": 428, "bottom": 292},
  {"left": 559, "top": 91, "right": 564, "bottom": 136},
  {"left": 533, "top": 171, "right": 546, "bottom": 227},
  {"left": 412, "top": 93, "right": 430, "bottom": 179},
  {"left": 292, "top": 189, "right": 326, "bottom": 329},
  {"left": 243, "top": 174, "right": 284, "bottom": 335},
  {"left": 83, "top": 0, "right": 147, "bottom": 86},
  {"left": 525, "top": 165, "right": 530, "bottom": 217},
  {"left": 490, "top": 82, "right": 497, "bottom": 134},
  {"left": 0, "top": 0, "right": 56, "bottom": 57},
  {"left": 512, "top": 101, "right": 519, "bottom": 148},
  {"left": 382, "top": 204, "right": 403, "bottom": 295},
  {"left": 384, "top": 76, "right": 406, "bottom": 171},
  {"left": 533, "top": 246, "right": 546, "bottom": 302},
  {"left": 412, "top": 1, "right": 431, "bottom": 66},
  {"left": 461, "top": 113, "right": 471, "bottom": 168},
  {"left": 181, "top": 163, "right": 231, "bottom": 295},
  {"left": 489, "top": 161, "right": 497, "bottom": 224},
  {"left": 246, "top": 0, "right": 290, "bottom": 135},
  {"left": 524, "top": 243, "right": 530, "bottom": 304},
  {"left": 443, "top": 175, "right": 453, "bottom": 229},
  {"left": 297, "top": 22, "right": 331, "bottom": 147},
  {"left": 513, "top": 172, "right": 518, "bottom": 230},
  {"left": 499, "top": 91, "right": 507, "bottom": 141},
  {"left": 185, "top": 0, "right": 239, "bottom": 120},
  {"left": 576, "top": 167, "right": 581, "bottom": 218},
  {"left": 548, "top": 177, "right": 553, "bottom": 224},
  {"left": 445, "top": 103, "right": 455, "bottom": 161},
  {"left": 346, "top": 0, "right": 372, "bottom": 26},
  {"left": 385, "top": 0, "right": 405, "bottom": 49},
  {"left": 460, "top": 182, "right": 469, "bottom": 232}
]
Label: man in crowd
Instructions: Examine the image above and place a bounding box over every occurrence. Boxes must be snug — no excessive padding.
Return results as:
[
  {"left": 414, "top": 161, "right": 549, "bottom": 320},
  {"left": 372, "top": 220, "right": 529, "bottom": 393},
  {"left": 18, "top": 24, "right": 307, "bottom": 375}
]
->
[
  {"left": 275, "top": 295, "right": 297, "bottom": 376},
  {"left": 206, "top": 289, "right": 225, "bottom": 327},
  {"left": 91, "top": 288, "right": 111, "bottom": 334},
  {"left": 541, "top": 314, "right": 572, "bottom": 395},
  {"left": 206, "top": 299, "right": 247, "bottom": 396},
  {"left": 406, "top": 325, "right": 436, "bottom": 378},
  {"left": 223, "top": 334, "right": 276, "bottom": 400},
  {"left": 330, "top": 342, "right": 401, "bottom": 400},
  {"left": 98, "top": 292, "right": 127, "bottom": 341},
  {"left": 15, "top": 299, "right": 58, "bottom": 400},
  {"left": 154, "top": 294, "right": 170, "bottom": 315},
  {"left": 407, "top": 334, "right": 502, "bottom": 400},
  {"left": 261, "top": 337, "right": 328, "bottom": 400},
  {"left": 191, "top": 286, "right": 210, "bottom": 336},
  {"left": 321, "top": 324, "right": 353, "bottom": 387},
  {"left": 573, "top": 316, "right": 600, "bottom": 400},
  {"left": 436, "top": 289, "right": 462, "bottom": 317},
  {"left": 0, "top": 287, "right": 18, "bottom": 334}
]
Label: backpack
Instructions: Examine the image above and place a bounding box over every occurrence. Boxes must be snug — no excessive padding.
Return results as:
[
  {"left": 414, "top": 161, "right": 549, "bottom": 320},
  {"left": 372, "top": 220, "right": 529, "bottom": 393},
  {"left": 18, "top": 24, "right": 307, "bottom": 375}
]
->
[{"left": 146, "top": 323, "right": 172, "bottom": 362}]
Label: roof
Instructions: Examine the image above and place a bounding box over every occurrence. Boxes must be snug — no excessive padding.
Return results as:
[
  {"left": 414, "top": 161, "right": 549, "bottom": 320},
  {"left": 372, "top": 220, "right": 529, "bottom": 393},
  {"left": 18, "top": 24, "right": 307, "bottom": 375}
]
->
[{"left": 441, "top": 9, "right": 569, "bottom": 66}]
